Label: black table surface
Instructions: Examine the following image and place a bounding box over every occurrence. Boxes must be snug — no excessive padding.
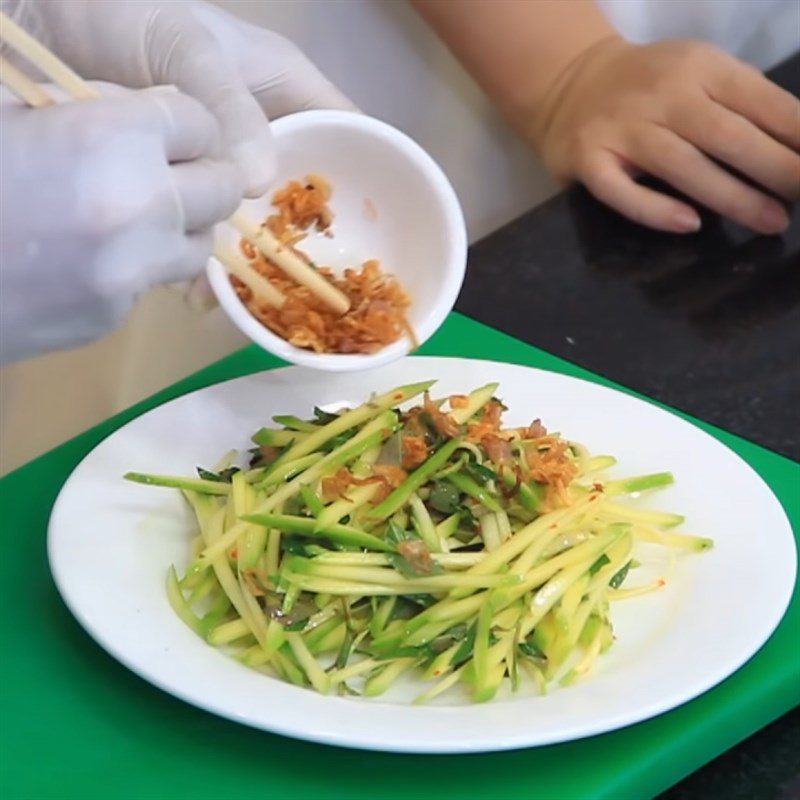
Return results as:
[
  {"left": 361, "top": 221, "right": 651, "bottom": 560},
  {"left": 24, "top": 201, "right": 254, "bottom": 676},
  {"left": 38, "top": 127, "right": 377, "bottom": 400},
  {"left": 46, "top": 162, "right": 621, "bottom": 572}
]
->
[{"left": 456, "top": 52, "right": 800, "bottom": 800}]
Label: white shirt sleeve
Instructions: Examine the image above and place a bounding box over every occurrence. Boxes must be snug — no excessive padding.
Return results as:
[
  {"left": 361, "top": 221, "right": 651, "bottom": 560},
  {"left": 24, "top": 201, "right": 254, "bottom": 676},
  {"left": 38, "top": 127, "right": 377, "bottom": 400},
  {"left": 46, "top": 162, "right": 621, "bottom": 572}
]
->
[{"left": 597, "top": 0, "right": 800, "bottom": 70}]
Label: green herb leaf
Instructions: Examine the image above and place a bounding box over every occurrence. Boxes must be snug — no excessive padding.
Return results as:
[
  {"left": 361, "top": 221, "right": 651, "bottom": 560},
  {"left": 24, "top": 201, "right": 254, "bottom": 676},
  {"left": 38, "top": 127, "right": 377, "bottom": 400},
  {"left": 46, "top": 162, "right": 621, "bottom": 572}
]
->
[
  {"left": 518, "top": 639, "right": 546, "bottom": 660},
  {"left": 429, "top": 623, "right": 469, "bottom": 654},
  {"left": 386, "top": 520, "right": 414, "bottom": 546},
  {"left": 282, "top": 496, "right": 306, "bottom": 517},
  {"left": 458, "top": 503, "right": 478, "bottom": 528},
  {"left": 429, "top": 481, "right": 461, "bottom": 514},
  {"left": 373, "top": 645, "right": 426, "bottom": 660},
  {"left": 418, "top": 411, "right": 445, "bottom": 447},
  {"left": 466, "top": 462, "right": 497, "bottom": 485},
  {"left": 609, "top": 560, "right": 632, "bottom": 589},
  {"left": 403, "top": 593, "right": 439, "bottom": 608},
  {"left": 196, "top": 466, "right": 241, "bottom": 483},
  {"left": 589, "top": 554, "right": 611, "bottom": 576},
  {"left": 386, "top": 552, "right": 413, "bottom": 577},
  {"left": 320, "top": 430, "right": 358, "bottom": 452},
  {"left": 280, "top": 536, "right": 311, "bottom": 556},
  {"left": 247, "top": 446, "right": 265, "bottom": 468},
  {"left": 313, "top": 406, "right": 341, "bottom": 425},
  {"left": 334, "top": 628, "right": 356, "bottom": 669},
  {"left": 272, "top": 414, "right": 317, "bottom": 431},
  {"left": 389, "top": 597, "right": 425, "bottom": 621},
  {"left": 452, "top": 622, "right": 477, "bottom": 666}
]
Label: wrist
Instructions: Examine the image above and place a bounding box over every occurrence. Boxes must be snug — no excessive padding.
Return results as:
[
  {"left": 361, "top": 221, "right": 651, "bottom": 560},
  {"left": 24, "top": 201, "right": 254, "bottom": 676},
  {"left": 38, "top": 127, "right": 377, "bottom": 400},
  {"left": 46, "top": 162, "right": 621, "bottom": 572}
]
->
[{"left": 508, "top": 33, "right": 629, "bottom": 153}]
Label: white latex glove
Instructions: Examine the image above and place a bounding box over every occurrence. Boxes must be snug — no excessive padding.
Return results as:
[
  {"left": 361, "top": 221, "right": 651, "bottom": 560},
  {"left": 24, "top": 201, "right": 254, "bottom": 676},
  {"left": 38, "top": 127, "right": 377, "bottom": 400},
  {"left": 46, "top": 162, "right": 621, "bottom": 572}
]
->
[
  {"left": 2, "top": 0, "right": 356, "bottom": 197},
  {"left": 0, "top": 85, "right": 243, "bottom": 364}
]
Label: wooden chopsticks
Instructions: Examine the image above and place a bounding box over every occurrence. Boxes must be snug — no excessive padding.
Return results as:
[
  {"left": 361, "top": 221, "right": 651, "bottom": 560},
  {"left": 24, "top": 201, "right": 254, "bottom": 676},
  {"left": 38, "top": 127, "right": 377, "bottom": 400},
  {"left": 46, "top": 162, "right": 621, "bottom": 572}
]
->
[
  {"left": 0, "top": 54, "right": 55, "bottom": 107},
  {"left": 0, "top": 13, "right": 97, "bottom": 104},
  {"left": 0, "top": 11, "right": 351, "bottom": 315},
  {"left": 229, "top": 211, "right": 350, "bottom": 315},
  {"left": 212, "top": 243, "right": 286, "bottom": 309}
]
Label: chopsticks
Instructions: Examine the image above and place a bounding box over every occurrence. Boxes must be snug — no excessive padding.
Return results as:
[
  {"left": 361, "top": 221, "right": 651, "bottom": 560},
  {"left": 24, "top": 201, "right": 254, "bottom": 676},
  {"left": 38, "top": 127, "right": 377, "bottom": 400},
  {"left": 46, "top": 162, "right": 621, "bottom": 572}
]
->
[
  {"left": 0, "top": 11, "right": 351, "bottom": 315},
  {"left": 0, "top": 13, "right": 97, "bottom": 104},
  {"left": 229, "top": 211, "right": 350, "bottom": 315},
  {"left": 212, "top": 243, "right": 286, "bottom": 309},
  {"left": 0, "top": 55, "right": 55, "bottom": 107}
]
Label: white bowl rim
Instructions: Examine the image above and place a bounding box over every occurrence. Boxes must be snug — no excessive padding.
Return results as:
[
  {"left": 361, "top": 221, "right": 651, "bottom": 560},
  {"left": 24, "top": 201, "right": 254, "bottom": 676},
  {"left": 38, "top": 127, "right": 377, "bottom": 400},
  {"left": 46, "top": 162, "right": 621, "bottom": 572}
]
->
[{"left": 207, "top": 109, "right": 467, "bottom": 372}]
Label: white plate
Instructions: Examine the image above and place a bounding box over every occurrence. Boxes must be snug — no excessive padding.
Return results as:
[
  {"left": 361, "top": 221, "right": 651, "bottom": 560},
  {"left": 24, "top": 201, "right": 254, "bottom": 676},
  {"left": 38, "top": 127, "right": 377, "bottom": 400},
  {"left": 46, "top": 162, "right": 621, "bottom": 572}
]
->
[{"left": 48, "top": 357, "right": 796, "bottom": 753}]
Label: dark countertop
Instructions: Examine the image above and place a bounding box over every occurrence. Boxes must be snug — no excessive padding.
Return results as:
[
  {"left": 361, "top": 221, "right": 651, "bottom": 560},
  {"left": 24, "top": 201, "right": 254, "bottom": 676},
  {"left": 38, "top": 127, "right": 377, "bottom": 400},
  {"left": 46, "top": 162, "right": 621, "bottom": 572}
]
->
[
  {"left": 458, "top": 167, "right": 799, "bottom": 462},
  {"left": 456, "top": 51, "right": 800, "bottom": 800}
]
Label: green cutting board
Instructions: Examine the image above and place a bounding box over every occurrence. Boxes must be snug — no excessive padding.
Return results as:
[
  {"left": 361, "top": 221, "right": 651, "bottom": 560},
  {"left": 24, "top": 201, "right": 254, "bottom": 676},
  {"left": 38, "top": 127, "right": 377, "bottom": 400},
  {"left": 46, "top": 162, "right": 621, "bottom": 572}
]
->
[{"left": 1, "top": 313, "right": 797, "bottom": 800}]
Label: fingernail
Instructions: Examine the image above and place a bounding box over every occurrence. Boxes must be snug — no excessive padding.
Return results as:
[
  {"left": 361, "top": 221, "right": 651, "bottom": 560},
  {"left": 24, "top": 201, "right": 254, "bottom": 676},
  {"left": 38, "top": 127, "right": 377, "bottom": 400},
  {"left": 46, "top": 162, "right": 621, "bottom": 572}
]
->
[
  {"left": 673, "top": 210, "right": 702, "bottom": 233},
  {"left": 232, "top": 140, "right": 276, "bottom": 199},
  {"left": 758, "top": 204, "right": 789, "bottom": 234}
]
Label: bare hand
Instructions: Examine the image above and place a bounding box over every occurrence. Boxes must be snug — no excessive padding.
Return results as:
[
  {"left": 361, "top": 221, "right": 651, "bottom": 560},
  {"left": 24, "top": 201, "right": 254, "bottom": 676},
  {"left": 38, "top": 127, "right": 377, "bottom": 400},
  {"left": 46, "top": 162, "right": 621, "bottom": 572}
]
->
[{"left": 532, "top": 38, "right": 800, "bottom": 234}]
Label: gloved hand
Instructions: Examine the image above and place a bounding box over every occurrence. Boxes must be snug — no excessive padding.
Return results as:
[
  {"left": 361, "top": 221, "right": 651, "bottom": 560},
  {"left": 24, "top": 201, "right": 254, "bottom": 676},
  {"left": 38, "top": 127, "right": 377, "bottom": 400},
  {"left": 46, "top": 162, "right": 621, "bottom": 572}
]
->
[
  {"left": 0, "top": 0, "right": 357, "bottom": 350},
  {"left": 2, "top": 0, "right": 356, "bottom": 197},
  {"left": 0, "top": 86, "right": 242, "bottom": 363}
]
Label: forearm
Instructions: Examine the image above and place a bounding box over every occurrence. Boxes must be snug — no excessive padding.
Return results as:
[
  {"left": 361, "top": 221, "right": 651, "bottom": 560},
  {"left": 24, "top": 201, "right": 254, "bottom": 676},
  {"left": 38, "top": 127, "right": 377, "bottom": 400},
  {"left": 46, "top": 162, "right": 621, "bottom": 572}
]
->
[{"left": 412, "top": 0, "right": 617, "bottom": 137}]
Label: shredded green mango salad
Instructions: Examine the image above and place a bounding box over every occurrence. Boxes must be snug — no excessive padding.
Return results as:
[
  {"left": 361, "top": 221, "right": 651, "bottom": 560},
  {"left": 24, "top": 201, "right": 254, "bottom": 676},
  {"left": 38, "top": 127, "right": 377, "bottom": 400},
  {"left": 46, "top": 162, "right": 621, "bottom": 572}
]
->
[{"left": 126, "top": 380, "right": 712, "bottom": 702}]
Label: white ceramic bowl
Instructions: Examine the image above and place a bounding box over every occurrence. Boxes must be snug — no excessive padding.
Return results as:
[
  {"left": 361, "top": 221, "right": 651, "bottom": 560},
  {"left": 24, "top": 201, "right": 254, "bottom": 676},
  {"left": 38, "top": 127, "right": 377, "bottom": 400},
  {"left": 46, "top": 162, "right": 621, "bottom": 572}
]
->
[{"left": 207, "top": 110, "right": 467, "bottom": 371}]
